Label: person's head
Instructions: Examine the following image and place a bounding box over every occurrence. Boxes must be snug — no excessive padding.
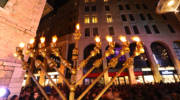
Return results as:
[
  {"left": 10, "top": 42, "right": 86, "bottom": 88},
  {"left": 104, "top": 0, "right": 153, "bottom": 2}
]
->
[
  {"left": 10, "top": 95, "right": 19, "bottom": 100},
  {"left": 33, "top": 92, "right": 40, "bottom": 99}
]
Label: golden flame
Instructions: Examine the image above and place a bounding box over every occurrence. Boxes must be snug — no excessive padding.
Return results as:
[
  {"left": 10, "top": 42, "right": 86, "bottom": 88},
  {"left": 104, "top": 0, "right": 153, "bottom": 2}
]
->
[
  {"left": 167, "top": 0, "right": 174, "bottom": 6},
  {"left": 19, "top": 42, "right": 25, "bottom": 48},
  {"left": 132, "top": 36, "right": 140, "bottom": 42},
  {"left": 14, "top": 53, "right": 17, "bottom": 57},
  {"left": 95, "top": 36, "right": 100, "bottom": 43},
  {"left": 29, "top": 38, "right": 35, "bottom": 44},
  {"left": 106, "top": 35, "right": 113, "bottom": 42},
  {"left": 40, "top": 36, "right": 45, "bottom": 43},
  {"left": 76, "top": 23, "right": 80, "bottom": 30},
  {"left": 119, "top": 36, "right": 127, "bottom": 42},
  {"left": 52, "top": 35, "right": 58, "bottom": 43}
]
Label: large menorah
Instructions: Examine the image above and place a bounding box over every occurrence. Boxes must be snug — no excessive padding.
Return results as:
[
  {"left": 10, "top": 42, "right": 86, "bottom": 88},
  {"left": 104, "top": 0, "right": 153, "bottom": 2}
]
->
[{"left": 15, "top": 24, "right": 144, "bottom": 100}]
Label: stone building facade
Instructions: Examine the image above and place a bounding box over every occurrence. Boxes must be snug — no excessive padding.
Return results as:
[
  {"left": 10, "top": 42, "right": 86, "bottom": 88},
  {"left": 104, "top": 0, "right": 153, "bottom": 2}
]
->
[
  {"left": 0, "top": 0, "right": 46, "bottom": 97},
  {"left": 36, "top": 0, "right": 180, "bottom": 86}
]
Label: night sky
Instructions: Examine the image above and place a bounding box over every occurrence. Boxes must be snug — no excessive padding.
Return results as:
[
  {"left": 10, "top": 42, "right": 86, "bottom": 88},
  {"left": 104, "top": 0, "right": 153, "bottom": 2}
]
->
[{"left": 47, "top": 0, "right": 69, "bottom": 9}]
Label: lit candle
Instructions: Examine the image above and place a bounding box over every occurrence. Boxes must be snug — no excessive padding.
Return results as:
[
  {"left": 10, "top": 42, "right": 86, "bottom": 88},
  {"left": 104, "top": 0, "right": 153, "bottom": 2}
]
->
[
  {"left": 119, "top": 36, "right": 127, "bottom": 42},
  {"left": 76, "top": 23, "right": 80, "bottom": 31},
  {"left": 52, "top": 35, "right": 58, "bottom": 43},
  {"left": 40, "top": 36, "right": 45, "bottom": 43},
  {"left": 95, "top": 36, "right": 100, "bottom": 43},
  {"left": 29, "top": 38, "right": 35, "bottom": 44},
  {"left": 132, "top": 36, "right": 140, "bottom": 42},
  {"left": 106, "top": 35, "right": 113, "bottom": 43},
  {"left": 19, "top": 42, "right": 25, "bottom": 48}
]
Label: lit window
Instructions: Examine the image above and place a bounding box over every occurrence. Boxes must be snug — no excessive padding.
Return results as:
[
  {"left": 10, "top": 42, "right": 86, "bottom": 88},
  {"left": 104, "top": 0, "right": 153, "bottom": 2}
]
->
[
  {"left": 85, "top": 0, "right": 89, "bottom": 3},
  {"left": 91, "top": 0, "right": 96, "bottom": 2},
  {"left": 106, "top": 15, "right": 112, "bottom": 23},
  {"left": 84, "top": 16, "right": 90, "bottom": 24},
  {"left": 0, "top": 0, "right": 8, "bottom": 8},
  {"left": 104, "top": 0, "right": 109, "bottom": 2},
  {"left": 92, "top": 16, "right": 98, "bottom": 23}
]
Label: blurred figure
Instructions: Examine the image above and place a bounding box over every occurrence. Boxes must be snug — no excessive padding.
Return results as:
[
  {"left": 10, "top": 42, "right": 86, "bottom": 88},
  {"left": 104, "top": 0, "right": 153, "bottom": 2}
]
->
[
  {"left": 10, "top": 95, "right": 18, "bottom": 100},
  {"left": 30, "top": 91, "right": 41, "bottom": 100}
]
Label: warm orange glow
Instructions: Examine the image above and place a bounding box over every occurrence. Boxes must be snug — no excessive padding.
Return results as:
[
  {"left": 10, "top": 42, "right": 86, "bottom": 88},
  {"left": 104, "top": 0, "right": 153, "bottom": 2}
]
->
[
  {"left": 106, "top": 35, "right": 113, "bottom": 42},
  {"left": 132, "top": 36, "right": 140, "bottom": 42},
  {"left": 119, "top": 36, "right": 127, "bottom": 42},
  {"left": 140, "top": 48, "right": 145, "bottom": 53},
  {"left": 19, "top": 42, "right": 25, "bottom": 48},
  {"left": 29, "top": 38, "right": 35, "bottom": 44},
  {"left": 40, "top": 36, "right": 45, "bottom": 43},
  {"left": 52, "top": 35, "right": 58, "bottom": 43},
  {"left": 95, "top": 36, "right": 100, "bottom": 43},
  {"left": 167, "top": 0, "right": 174, "bottom": 6},
  {"left": 14, "top": 53, "right": 17, "bottom": 57},
  {"left": 76, "top": 24, "right": 80, "bottom": 30}
]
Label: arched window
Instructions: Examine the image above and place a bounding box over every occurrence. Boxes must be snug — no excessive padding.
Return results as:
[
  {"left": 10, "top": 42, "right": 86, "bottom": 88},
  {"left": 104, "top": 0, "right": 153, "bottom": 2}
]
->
[
  {"left": 173, "top": 41, "right": 180, "bottom": 60},
  {"left": 84, "top": 44, "right": 103, "bottom": 73},
  {"left": 129, "top": 43, "right": 150, "bottom": 69},
  {"left": 106, "top": 43, "right": 126, "bottom": 72},
  {"left": 151, "top": 42, "right": 173, "bottom": 67}
]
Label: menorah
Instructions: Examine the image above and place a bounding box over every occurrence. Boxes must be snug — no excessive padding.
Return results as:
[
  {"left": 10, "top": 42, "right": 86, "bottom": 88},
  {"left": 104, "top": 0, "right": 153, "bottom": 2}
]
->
[{"left": 15, "top": 24, "right": 144, "bottom": 100}]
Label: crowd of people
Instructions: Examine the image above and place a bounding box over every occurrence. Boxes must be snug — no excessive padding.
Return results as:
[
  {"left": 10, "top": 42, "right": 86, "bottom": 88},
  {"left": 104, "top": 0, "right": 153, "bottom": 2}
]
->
[{"left": 10, "top": 82, "right": 180, "bottom": 100}]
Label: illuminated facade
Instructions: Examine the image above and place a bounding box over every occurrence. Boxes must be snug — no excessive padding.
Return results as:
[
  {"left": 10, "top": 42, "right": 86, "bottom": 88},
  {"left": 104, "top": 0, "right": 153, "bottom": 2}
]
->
[{"left": 35, "top": 0, "right": 180, "bottom": 86}]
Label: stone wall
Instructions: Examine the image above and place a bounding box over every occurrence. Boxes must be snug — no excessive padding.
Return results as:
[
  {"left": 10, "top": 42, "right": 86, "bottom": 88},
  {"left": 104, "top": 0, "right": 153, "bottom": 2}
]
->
[{"left": 0, "top": 0, "right": 46, "bottom": 98}]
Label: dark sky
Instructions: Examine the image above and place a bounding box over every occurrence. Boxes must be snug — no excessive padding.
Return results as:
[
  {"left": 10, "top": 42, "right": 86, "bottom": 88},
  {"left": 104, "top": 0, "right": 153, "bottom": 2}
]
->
[{"left": 47, "top": 0, "right": 69, "bottom": 9}]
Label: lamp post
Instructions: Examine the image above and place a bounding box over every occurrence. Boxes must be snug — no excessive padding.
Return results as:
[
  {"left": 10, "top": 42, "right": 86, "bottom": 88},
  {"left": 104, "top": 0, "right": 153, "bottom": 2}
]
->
[{"left": 15, "top": 24, "right": 144, "bottom": 100}]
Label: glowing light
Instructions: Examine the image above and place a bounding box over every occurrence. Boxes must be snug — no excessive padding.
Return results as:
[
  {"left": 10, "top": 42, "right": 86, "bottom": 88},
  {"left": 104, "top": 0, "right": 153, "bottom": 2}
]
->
[
  {"left": 132, "top": 36, "right": 140, "bottom": 42},
  {"left": 13, "top": 53, "right": 17, "bottom": 57},
  {"left": 119, "top": 36, "right": 127, "bottom": 42},
  {"left": 0, "top": 88, "right": 6, "bottom": 97},
  {"left": 52, "top": 35, "right": 58, "bottom": 43},
  {"left": 19, "top": 42, "right": 25, "bottom": 48},
  {"left": 29, "top": 38, "right": 35, "bottom": 44},
  {"left": 76, "top": 24, "right": 80, "bottom": 30},
  {"left": 167, "top": 0, "right": 174, "bottom": 6},
  {"left": 40, "top": 37, "right": 45, "bottom": 43},
  {"left": 140, "top": 48, "right": 145, "bottom": 53},
  {"left": 95, "top": 36, "right": 100, "bottom": 42},
  {"left": 106, "top": 35, "right": 113, "bottom": 42}
]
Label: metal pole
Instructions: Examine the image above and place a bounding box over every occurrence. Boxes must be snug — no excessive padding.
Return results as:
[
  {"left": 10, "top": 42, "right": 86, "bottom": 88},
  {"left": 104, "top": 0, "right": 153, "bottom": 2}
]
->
[
  {"left": 40, "top": 66, "right": 67, "bottom": 100},
  {"left": 77, "top": 67, "right": 110, "bottom": 100},
  {"left": 54, "top": 67, "right": 71, "bottom": 88},
  {"left": 27, "top": 68, "right": 49, "bottom": 100},
  {"left": 75, "top": 66, "right": 96, "bottom": 87}
]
